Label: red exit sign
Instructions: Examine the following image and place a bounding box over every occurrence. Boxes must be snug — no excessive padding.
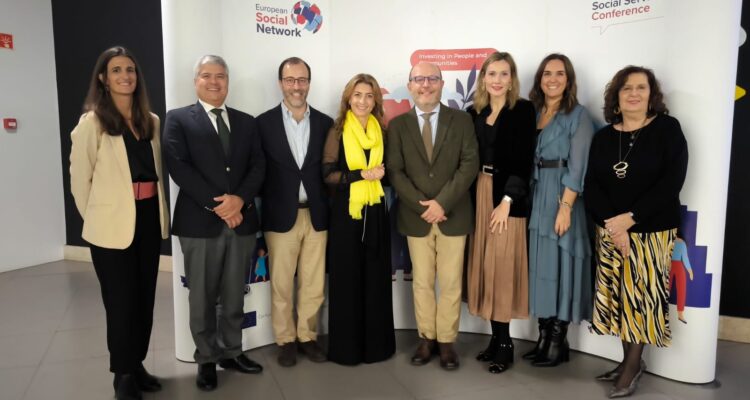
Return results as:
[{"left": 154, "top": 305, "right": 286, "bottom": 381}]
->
[{"left": 0, "top": 33, "right": 13, "bottom": 50}]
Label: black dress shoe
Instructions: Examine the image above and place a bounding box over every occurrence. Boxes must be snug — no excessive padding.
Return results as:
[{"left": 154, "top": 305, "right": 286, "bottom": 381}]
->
[
  {"left": 278, "top": 342, "right": 298, "bottom": 367},
  {"left": 410, "top": 338, "right": 436, "bottom": 366},
  {"left": 219, "top": 354, "right": 263, "bottom": 374},
  {"left": 134, "top": 363, "right": 162, "bottom": 392},
  {"left": 438, "top": 342, "right": 460, "bottom": 370},
  {"left": 196, "top": 363, "right": 217, "bottom": 391},
  {"left": 114, "top": 373, "right": 143, "bottom": 400},
  {"left": 299, "top": 340, "right": 327, "bottom": 363}
]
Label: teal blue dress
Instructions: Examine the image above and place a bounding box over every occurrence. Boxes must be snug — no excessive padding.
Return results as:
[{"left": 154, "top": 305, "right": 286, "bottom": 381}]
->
[{"left": 528, "top": 104, "right": 595, "bottom": 323}]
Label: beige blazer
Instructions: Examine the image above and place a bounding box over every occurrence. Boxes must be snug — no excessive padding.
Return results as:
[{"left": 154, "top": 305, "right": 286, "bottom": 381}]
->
[{"left": 70, "top": 112, "right": 169, "bottom": 249}]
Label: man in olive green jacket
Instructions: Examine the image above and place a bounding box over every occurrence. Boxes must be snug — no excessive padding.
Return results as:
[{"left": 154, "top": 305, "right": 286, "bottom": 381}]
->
[{"left": 387, "top": 62, "right": 479, "bottom": 370}]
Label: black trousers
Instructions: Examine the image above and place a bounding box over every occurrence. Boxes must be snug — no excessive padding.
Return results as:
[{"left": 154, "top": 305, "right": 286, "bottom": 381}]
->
[{"left": 89, "top": 197, "right": 161, "bottom": 373}]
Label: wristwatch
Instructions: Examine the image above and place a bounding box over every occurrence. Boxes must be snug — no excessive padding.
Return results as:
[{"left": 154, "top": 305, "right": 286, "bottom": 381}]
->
[{"left": 502, "top": 195, "right": 513, "bottom": 204}]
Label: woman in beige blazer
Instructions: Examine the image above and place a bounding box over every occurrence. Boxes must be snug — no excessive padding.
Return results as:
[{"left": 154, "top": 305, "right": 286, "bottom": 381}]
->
[{"left": 70, "top": 46, "right": 168, "bottom": 400}]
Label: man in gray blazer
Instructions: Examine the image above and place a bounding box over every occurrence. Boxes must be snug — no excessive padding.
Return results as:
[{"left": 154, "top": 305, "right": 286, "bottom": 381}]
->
[{"left": 387, "top": 62, "right": 479, "bottom": 370}]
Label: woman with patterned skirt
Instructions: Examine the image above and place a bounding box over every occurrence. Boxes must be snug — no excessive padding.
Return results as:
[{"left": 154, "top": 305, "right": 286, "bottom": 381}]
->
[{"left": 584, "top": 66, "right": 688, "bottom": 398}]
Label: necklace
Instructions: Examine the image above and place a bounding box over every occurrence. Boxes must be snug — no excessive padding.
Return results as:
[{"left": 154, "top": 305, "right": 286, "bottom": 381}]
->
[{"left": 612, "top": 119, "right": 646, "bottom": 179}]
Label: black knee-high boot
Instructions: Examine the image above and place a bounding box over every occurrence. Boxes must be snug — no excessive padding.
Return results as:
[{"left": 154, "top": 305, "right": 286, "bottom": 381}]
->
[
  {"left": 533, "top": 318, "right": 570, "bottom": 367},
  {"left": 522, "top": 317, "right": 552, "bottom": 360}
]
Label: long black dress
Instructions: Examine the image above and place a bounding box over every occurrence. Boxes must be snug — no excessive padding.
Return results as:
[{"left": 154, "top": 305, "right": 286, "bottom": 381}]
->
[{"left": 323, "top": 127, "right": 395, "bottom": 365}]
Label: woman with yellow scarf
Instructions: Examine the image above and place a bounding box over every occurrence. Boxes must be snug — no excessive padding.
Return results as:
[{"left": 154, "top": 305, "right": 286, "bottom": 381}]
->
[{"left": 323, "top": 73, "right": 395, "bottom": 365}]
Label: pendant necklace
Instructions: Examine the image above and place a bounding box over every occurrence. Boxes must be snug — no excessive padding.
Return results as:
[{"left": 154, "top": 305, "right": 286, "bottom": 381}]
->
[{"left": 612, "top": 119, "right": 646, "bottom": 179}]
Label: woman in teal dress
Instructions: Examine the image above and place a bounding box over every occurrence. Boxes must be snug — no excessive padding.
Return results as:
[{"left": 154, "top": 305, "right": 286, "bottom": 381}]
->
[{"left": 526, "top": 54, "right": 596, "bottom": 367}]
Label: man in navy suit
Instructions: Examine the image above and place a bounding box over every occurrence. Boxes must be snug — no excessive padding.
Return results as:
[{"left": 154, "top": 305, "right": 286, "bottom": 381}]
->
[
  {"left": 163, "top": 55, "right": 265, "bottom": 391},
  {"left": 257, "top": 57, "right": 333, "bottom": 367}
]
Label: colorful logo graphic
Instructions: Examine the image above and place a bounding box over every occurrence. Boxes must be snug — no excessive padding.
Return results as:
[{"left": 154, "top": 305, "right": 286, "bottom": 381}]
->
[
  {"left": 255, "top": 2, "right": 323, "bottom": 37},
  {"left": 292, "top": 1, "right": 323, "bottom": 33}
]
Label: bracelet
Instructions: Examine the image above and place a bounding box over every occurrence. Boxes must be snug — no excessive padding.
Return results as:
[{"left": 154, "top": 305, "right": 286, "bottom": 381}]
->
[{"left": 558, "top": 196, "right": 572, "bottom": 209}]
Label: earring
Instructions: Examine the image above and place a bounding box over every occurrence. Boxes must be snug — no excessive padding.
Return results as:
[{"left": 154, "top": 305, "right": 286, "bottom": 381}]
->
[{"left": 614, "top": 105, "right": 621, "bottom": 115}]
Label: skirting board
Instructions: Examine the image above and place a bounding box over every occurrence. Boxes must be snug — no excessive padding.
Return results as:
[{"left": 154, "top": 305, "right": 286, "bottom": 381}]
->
[
  {"left": 718, "top": 316, "right": 750, "bottom": 343},
  {"left": 63, "top": 245, "right": 173, "bottom": 272}
]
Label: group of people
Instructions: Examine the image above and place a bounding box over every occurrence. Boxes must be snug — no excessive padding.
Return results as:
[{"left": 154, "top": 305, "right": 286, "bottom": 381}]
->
[{"left": 69, "top": 46, "right": 687, "bottom": 400}]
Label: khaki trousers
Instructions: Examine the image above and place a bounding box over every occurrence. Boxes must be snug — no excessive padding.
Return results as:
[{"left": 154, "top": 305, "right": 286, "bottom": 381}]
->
[
  {"left": 407, "top": 224, "right": 466, "bottom": 343},
  {"left": 265, "top": 209, "right": 327, "bottom": 345}
]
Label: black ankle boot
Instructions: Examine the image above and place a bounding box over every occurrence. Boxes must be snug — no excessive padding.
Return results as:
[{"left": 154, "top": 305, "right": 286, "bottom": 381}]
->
[
  {"left": 532, "top": 319, "right": 570, "bottom": 367},
  {"left": 114, "top": 373, "right": 142, "bottom": 400},
  {"left": 522, "top": 317, "right": 551, "bottom": 360},
  {"left": 488, "top": 341, "right": 514, "bottom": 374},
  {"left": 476, "top": 335, "right": 498, "bottom": 362}
]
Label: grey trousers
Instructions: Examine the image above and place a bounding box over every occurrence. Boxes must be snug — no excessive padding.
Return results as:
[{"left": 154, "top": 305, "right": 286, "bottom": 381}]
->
[{"left": 179, "top": 226, "right": 256, "bottom": 364}]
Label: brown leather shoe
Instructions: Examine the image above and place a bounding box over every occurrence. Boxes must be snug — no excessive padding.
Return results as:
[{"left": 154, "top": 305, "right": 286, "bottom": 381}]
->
[
  {"left": 299, "top": 340, "right": 327, "bottom": 363},
  {"left": 410, "top": 338, "right": 436, "bottom": 366},
  {"left": 439, "top": 342, "right": 460, "bottom": 370},
  {"left": 277, "top": 342, "right": 297, "bottom": 367}
]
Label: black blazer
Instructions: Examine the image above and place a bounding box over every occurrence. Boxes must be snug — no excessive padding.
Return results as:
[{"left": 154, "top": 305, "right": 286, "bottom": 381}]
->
[
  {"left": 163, "top": 102, "right": 265, "bottom": 238},
  {"left": 256, "top": 104, "right": 333, "bottom": 233},
  {"left": 467, "top": 99, "right": 536, "bottom": 217}
]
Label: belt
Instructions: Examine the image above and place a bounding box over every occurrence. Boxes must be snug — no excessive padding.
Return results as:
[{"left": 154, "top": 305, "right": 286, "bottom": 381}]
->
[
  {"left": 298, "top": 202, "right": 309, "bottom": 209},
  {"left": 133, "top": 182, "right": 157, "bottom": 200},
  {"left": 537, "top": 159, "right": 568, "bottom": 168},
  {"left": 481, "top": 164, "right": 494, "bottom": 175}
]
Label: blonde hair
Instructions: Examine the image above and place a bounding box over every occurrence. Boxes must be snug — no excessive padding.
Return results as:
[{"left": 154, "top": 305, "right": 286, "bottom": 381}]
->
[{"left": 472, "top": 52, "right": 520, "bottom": 113}]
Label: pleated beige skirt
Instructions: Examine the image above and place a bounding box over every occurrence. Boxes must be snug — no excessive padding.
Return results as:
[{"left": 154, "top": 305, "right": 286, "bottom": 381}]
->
[{"left": 467, "top": 173, "right": 529, "bottom": 322}]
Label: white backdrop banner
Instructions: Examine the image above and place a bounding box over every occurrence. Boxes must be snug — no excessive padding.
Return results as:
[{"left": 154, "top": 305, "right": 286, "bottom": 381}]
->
[{"left": 163, "top": 0, "right": 741, "bottom": 383}]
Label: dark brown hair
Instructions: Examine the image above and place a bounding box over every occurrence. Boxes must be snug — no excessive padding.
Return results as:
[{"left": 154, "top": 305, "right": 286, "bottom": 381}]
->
[
  {"left": 603, "top": 65, "right": 668, "bottom": 124},
  {"left": 83, "top": 46, "right": 154, "bottom": 139},
  {"left": 277, "top": 56, "right": 311, "bottom": 81},
  {"left": 529, "top": 53, "right": 578, "bottom": 114},
  {"left": 332, "top": 73, "right": 385, "bottom": 134}
]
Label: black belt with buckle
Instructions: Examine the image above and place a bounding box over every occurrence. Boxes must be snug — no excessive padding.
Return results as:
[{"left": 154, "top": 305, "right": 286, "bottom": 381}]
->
[
  {"left": 298, "top": 202, "right": 309, "bottom": 209},
  {"left": 537, "top": 159, "right": 568, "bottom": 168},
  {"left": 481, "top": 164, "right": 494, "bottom": 175}
]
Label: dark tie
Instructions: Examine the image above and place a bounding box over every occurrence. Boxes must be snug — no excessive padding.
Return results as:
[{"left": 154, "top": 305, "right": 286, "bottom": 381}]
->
[
  {"left": 421, "top": 112, "right": 435, "bottom": 162},
  {"left": 211, "top": 108, "right": 230, "bottom": 157}
]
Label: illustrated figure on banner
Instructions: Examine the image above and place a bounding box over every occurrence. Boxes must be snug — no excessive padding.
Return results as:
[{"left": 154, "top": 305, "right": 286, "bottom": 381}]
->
[{"left": 670, "top": 228, "right": 693, "bottom": 324}]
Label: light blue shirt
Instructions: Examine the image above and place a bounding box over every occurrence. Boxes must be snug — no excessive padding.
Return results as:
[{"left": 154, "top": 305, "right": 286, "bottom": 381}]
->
[
  {"left": 280, "top": 101, "right": 311, "bottom": 202},
  {"left": 416, "top": 104, "right": 440, "bottom": 143}
]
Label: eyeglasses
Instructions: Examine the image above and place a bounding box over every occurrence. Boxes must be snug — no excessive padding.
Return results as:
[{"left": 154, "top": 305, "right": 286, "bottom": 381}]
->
[
  {"left": 282, "top": 77, "right": 310, "bottom": 86},
  {"left": 409, "top": 75, "right": 441, "bottom": 84}
]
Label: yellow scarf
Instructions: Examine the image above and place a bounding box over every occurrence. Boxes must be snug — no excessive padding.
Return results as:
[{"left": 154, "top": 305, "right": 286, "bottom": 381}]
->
[{"left": 342, "top": 110, "right": 385, "bottom": 219}]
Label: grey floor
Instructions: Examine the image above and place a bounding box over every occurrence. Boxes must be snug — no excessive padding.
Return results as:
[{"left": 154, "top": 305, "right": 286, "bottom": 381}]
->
[{"left": 0, "top": 260, "right": 748, "bottom": 400}]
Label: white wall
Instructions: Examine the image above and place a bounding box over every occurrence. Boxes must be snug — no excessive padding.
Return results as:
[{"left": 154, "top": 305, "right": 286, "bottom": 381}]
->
[{"left": 0, "top": 0, "right": 65, "bottom": 271}]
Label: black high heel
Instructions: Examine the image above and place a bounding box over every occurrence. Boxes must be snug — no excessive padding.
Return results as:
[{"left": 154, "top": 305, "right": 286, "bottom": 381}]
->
[{"left": 488, "top": 342, "right": 514, "bottom": 374}]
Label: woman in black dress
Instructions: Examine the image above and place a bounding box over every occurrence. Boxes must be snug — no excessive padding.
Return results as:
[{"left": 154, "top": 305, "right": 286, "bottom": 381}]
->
[{"left": 323, "top": 73, "right": 395, "bottom": 365}]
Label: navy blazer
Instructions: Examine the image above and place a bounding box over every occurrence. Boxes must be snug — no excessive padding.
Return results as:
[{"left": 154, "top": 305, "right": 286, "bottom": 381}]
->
[
  {"left": 163, "top": 102, "right": 265, "bottom": 238},
  {"left": 256, "top": 104, "right": 333, "bottom": 233}
]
